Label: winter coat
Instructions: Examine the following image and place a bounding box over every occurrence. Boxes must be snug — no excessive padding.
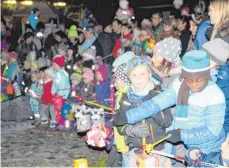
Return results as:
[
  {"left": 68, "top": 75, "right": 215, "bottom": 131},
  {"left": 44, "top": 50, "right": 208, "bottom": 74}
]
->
[
  {"left": 180, "top": 29, "right": 191, "bottom": 58},
  {"left": 193, "top": 20, "right": 212, "bottom": 50},
  {"left": 116, "top": 89, "right": 172, "bottom": 151},
  {"left": 17, "top": 42, "right": 40, "bottom": 65},
  {"left": 112, "top": 33, "right": 132, "bottom": 58},
  {"left": 29, "top": 81, "right": 43, "bottom": 113},
  {"left": 216, "top": 64, "right": 229, "bottom": 135},
  {"left": 95, "top": 79, "right": 111, "bottom": 107},
  {"left": 51, "top": 68, "right": 70, "bottom": 99},
  {"left": 152, "top": 23, "right": 164, "bottom": 42},
  {"left": 92, "top": 39, "right": 104, "bottom": 57},
  {"left": 41, "top": 80, "right": 53, "bottom": 105},
  {"left": 97, "top": 32, "right": 113, "bottom": 56},
  {"left": 4, "top": 61, "right": 19, "bottom": 81},
  {"left": 125, "top": 78, "right": 226, "bottom": 154},
  {"left": 79, "top": 83, "right": 94, "bottom": 101}
]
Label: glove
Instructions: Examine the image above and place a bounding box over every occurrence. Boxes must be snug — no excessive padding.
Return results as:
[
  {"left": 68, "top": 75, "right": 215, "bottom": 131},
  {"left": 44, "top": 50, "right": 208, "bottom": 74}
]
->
[
  {"left": 126, "top": 123, "right": 150, "bottom": 138},
  {"left": 114, "top": 112, "right": 128, "bottom": 126},
  {"left": 166, "top": 130, "right": 182, "bottom": 144}
]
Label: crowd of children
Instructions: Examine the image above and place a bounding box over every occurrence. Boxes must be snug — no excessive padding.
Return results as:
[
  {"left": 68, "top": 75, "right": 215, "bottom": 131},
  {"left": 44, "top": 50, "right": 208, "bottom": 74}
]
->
[{"left": 1, "top": 0, "right": 229, "bottom": 167}]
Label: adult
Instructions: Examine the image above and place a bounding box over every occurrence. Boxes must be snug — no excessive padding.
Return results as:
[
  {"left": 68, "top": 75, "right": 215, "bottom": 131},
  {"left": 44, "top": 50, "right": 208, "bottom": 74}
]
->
[
  {"left": 17, "top": 32, "right": 40, "bottom": 65},
  {"left": 111, "top": 19, "right": 122, "bottom": 45},
  {"left": 79, "top": 27, "right": 103, "bottom": 57},
  {"left": 115, "top": 50, "right": 226, "bottom": 155},
  {"left": 28, "top": 8, "right": 40, "bottom": 31},
  {"left": 1, "top": 17, "right": 18, "bottom": 52},
  {"left": 151, "top": 12, "right": 163, "bottom": 41},
  {"left": 204, "top": 0, "right": 229, "bottom": 135},
  {"left": 190, "top": 0, "right": 212, "bottom": 50}
]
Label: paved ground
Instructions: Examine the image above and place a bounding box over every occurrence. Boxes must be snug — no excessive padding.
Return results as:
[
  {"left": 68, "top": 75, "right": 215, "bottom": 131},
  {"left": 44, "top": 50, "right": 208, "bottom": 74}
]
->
[{"left": 1, "top": 121, "right": 108, "bottom": 167}]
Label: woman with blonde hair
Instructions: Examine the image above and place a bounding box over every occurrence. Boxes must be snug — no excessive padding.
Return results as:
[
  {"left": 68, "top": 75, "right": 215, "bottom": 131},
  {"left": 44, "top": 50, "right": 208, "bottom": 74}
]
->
[{"left": 208, "top": 0, "right": 229, "bottom": 40}]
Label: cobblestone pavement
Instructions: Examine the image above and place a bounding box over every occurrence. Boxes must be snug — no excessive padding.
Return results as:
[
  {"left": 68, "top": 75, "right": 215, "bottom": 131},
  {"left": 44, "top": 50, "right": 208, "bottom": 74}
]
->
[{"left": 1, "top": 121, "right": 108, "bottom": 167}]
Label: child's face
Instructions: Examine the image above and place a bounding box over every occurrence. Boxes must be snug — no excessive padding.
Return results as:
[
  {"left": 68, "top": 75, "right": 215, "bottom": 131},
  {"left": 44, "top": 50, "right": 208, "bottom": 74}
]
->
[
  {"left": 152, "top": 52, "right": 164, "bottom": 67},
  {"left": 140, "top": 30, "right": 150, "bottom": 42},
  {"left": 31, "top": 75, "right": 38, "bottom": 82},
  {"left": 115, "top": 79, "right": 126, "bottom": 90},
  {"left": 95, "top": 71, "right": 103, "bottom": 81},
  {"left": 121, "top": 26, "right": 131, "bottom": 35},
  {"left": 58, "top": 48, "right": 66, "bottom": 56},
  {"left": 221, "top": 137, "right": 229, "bottom": 160},
  {"left": 177, "top": 20, "right": 186, "bottom": 31},
  {"left": 69, "top": 36, "right": 75, "bottom": 43},
  {"left": 83, "top": 78, "right": 91, "bottom": 84},
  {"left": 67, "top": 49, "right": 73, "bottom": 58},
  {"left": 52, "top": 62, "right": 60, "bottom": 72},
  {"left": 39, "top": 71, "right": 45, "bottom": 79},
  {"left": 78, "top": 33, "right": 84, "bottom": 43},
  {"left": 185, "top": 77, "right": 207, "bottom": 93},
  {"left": 164, "top": 24, "right": 172, "bottom": 32},
  {"left": 44, "top": 73, "right": 52, "bottom": 80},
  {"left": 129, "top": 65, "right": 150, "bottom": 91},
  {"left": 71, "top": 79, "right": 80, "bottom": 86},
  {"left": 31, "top": 65, "right": 36, "bottom": 72}
]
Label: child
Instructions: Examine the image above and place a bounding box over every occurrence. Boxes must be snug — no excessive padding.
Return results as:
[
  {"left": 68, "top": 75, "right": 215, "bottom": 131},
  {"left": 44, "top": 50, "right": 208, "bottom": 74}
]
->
[
  {"left": 151, "top": 37, "right": 182, "bottom": 87},
  {"left": 82, "top": 46, "right": 96, "bottom": 69},
  {"left": 4, "top": 52, "right": 19, "bottom": 82},
  {"left": 69, "top": 72, "right": 83, "bottom": 101},
  {"left": 114, "top": 57, "right": 173, "bottom": 167},
  {"left": 95, "top": 64, "right": 111, "bottom": 107},
  {"left": 29, "top": 72, "right": 43, "bottom": 122},
  {"left": 80, "top": 68, "right": 94, "bottom": 101},
  {"left": 139, "top": 28, "right": 152, "bottom": 43},
  {"left": 131, "top": 28, "right": 141, "bottom": 56},
  {"left": 51, "top": 55, "right": 70, "bottom": 128},
  {"left": 160, "top": 18, "right": 179, "bottom": 40},
  {"left": 187, "top": 133, "right": 229, "bottom": 167},
  {"left": 39, "top": 67, "right": 55, "bottom": 125}
]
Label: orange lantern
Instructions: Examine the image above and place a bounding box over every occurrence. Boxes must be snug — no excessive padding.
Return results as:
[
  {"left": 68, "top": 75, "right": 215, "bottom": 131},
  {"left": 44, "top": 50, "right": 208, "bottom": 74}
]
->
[{"left": 6, "top": 85, "right": 14, "bottom": 95}]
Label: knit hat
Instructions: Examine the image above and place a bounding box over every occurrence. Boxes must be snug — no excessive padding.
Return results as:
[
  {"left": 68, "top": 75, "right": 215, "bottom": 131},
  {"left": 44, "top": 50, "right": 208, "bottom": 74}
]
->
[
  {"left": 112, "top": 51, "right": 136, "bottom": 70},
  {"left": 85, "top": 27, "right": 95, "bottom": 34},
  {"left": 31, "top": 8, "right": 39, "bottom": 14},
  {"left": 68, "top": 25, "right": 78, "bottom": 39},
  {"left": 83, "top": 68, "right": 94, "bottom": 81},
  {"left": 173, "top": 0, "right": 183, "bottom": 5},
  {"left": 178, "top": 50, "right": 211, "bottom": 110},
  {"left": 23, "top": 32, "right": 34, "bottom": 40},
  {"left": 201, "top": 38, "right": 229, "bottom": 65},
  {"left": 44, "top": 67, "right": 54, "bottom": 78},
  {"left": 182, "top": 7, "right": 190, "bottom": 14},
  {"left": 96, "top": 64, "right": 107, "bottom": 81},
  {"left": 52, "top": 55, "right": 65, "bottom": 68},
  {"left": 114, "top": 63, "right": 130, "bottom": 85},
  {"left": 70, "top": 73, "right": 82, "bottom": 83},
  {"left": 154, "top": 37, "right": 182, "bottom": 65},
  {"left": 9, "top": 52, "right": 18, "bottom": 60},
  {"left": 31, "top": 61, "right": 38, "bottom": 71},
  {"left": 37, "top": 57, "right": 48, "bottom": 69},
  {"left": 55, "top": 30, "right": 67, "bottom": 39},
  {"left": 82, "top": 46, "right": 96, "bottom": 60},
  {"left": 127, "top": 56, "right": 152, "bottom": 77}
]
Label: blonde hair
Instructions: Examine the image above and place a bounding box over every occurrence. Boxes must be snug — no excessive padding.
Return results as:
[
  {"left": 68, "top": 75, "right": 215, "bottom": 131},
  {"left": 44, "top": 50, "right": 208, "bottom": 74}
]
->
[
  {"left": 210, "top": 0, "right": 229, "bottom": 40},
  {"left": 132, "top": 28, "right": 141, "bottom": 43}
]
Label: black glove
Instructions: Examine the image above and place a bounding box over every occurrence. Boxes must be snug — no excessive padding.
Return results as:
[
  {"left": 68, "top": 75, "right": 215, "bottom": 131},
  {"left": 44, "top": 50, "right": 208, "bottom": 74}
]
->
[
  {"left": 166, "top": 130, "right": 182, "bottom": 144},
  {"left": 114, "top": 112, "right": 128, "bottom": 126},
  {"left": 126, "top": 123, "right": 150, "bottom": 138}
]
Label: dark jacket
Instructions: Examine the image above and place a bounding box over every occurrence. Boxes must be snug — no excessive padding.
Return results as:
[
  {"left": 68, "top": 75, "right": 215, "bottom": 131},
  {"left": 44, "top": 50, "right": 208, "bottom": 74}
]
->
[
  {"left": 116, "top": 90, "right": 173, "bottom": 151},
  {"left": 92, "top": 39, "right": 104, "bottom": 57},
  {"left": 17, "top": 41, "right": 40, "bottom": 65},
  {"left": 98, "top": 32, "right": 113, "bottom": 56},
  {"left": 170, "top": 7, "right": 181, "bottom": 19},
  {"left": 180, "top": 29, "right": 191, "bottom": 58},
  {"left": 1, "top": 29, "right": 18, "bottom": 52}
]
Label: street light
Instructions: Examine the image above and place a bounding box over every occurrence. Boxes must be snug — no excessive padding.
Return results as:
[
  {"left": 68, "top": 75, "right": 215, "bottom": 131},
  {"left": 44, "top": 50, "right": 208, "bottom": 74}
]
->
[
  {"left": 20, "top": 1, "right": 33, "bottom": 6},
  {"left": 3, "top": 0, "right": 17, "bottom": 4}
]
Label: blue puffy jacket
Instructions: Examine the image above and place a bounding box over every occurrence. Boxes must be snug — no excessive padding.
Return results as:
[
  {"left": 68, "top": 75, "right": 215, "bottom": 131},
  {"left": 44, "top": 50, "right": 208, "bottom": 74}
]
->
[
  {"left": 95, "top": 79, "right": 111, "bottom": 107},
  {"left": 194, "top": 20, "right": 212, "bottom": 50},
  {"left": 125, "top": 78, "right": 226, "bottom": 154},
  {"left": 216, "top": 64, "right": 229, "bottom": 135}
]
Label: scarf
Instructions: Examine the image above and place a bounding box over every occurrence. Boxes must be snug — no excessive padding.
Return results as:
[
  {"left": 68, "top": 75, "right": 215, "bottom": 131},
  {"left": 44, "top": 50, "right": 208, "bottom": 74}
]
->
[
  {"left": 79, "top": 36, "right": 96, "bottom": 54},
  {"left": 177, "top": 69, "right": 212, "bottom": 107},
  {"left": 127, "top": 80, "right": 153, "bottom": 104}
]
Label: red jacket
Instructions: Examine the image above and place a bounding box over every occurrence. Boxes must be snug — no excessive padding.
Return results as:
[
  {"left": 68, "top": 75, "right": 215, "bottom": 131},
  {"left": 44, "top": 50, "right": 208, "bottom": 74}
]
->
[
  {"left": 112, "top": 33, "right": 132, "bottom": 58},
  {"left": 41, "top": 80, "right": 53, "bottom": 105}
]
